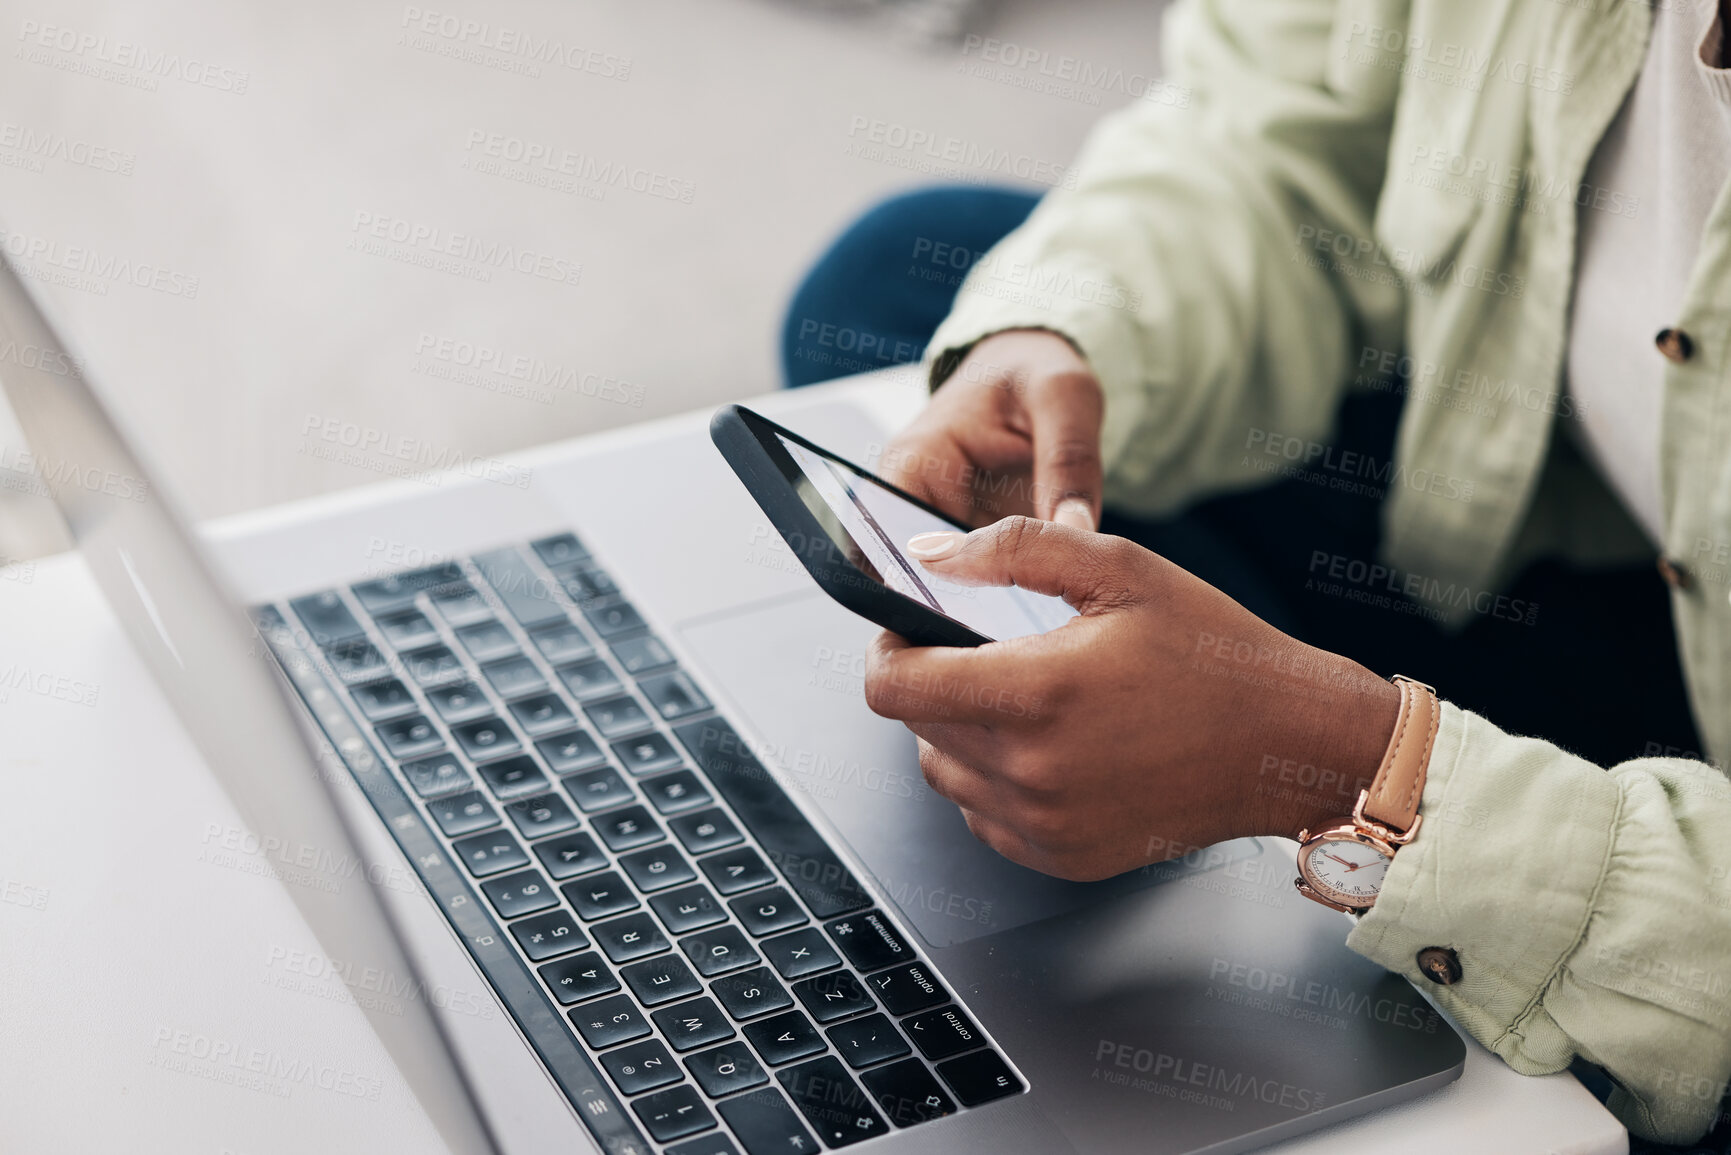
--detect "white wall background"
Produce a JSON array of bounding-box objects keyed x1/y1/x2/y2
[{"x1": 0, "y1": 0, "x2": 1171, "y2": 551}]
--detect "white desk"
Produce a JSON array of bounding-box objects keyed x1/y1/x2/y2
[{"x1": 0, "y1": 374, "x2": 1625, "y2": 1155}]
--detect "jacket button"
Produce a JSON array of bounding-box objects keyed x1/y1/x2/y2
[
  {"x1": 1655, "y1": 328, "x2": 1695, "y2": 363},
  {"x1": 1657, "y1": 556, "x2": 1694, "y2": 590},
  {"x1": 1416, "y1": 947, "x2": 1462, "y2": 985}
]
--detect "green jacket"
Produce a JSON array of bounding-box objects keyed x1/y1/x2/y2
[{"x1": 926, "y1": 0, "x2": 1731, "y2": 1143}]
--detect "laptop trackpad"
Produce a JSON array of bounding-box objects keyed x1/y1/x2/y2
[{"x1": 677, "y1": 590, "x2": 1257, "y2": 948}]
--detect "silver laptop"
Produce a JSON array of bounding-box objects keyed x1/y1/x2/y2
[{"x1": 0, "y1": 249, "x2": 1463, "y2": 1155}]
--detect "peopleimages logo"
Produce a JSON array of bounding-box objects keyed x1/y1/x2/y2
[
  {"x1": 1093, "y1": 1039, "x2": 1330, "y2": 1111},
  {"x1": 16, "y1": 20, "x2": 250, "y2": 93},
  {"x1": 0, "y1": 228, "x2": 200, "y2": 298},
  {"x1": 348, "y1": 211, "x2": 582, "y2": 287},
  {"x1": 845, "y1": 116, "x2": 1078, "y2": 190},
  {"x1": 399, "y1": 7, "x2": 631, "y2": 80},
  {"x1": 0, "y1": 121, "x2": 135, "y2": 174}
]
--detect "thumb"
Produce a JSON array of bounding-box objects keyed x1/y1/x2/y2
[{"x1": 905, "y1": 516, "x2": 1137, "y2": 611}]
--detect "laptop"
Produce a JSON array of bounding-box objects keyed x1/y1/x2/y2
[{"x1": 0, "y1": 250, "x2": 1464, "y2": 1155}]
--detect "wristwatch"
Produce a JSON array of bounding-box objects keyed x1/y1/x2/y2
[{"x1": 1294, "y1": 675, "x2": 1440, "y2": 915}]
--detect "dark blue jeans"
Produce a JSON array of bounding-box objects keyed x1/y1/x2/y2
[{"x1": 780, "y1": 185, "x2": 1700, "y2": 770}]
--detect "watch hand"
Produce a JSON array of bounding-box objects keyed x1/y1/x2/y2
[{"x1": 1324, "y1": 853, "x2": 1356, "y2": 868}]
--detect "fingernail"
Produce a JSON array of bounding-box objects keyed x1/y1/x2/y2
[
  {"x1": 906, "y1": 531, "x2": 965, "y2": 560},
  {"x1": 1054, "y1": 497, "x2": 1094, "y2": 530}
]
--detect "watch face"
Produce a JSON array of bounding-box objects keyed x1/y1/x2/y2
[{"x1": 1302, "y1": 837, "x2": 1391, "y2": 907}]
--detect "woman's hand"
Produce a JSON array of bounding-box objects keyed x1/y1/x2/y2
[
  {"x1": 863, "y1": 517, "x2": 1402, "y2": 881},
  {"x1": 881, "y1": 330, "x2": 1104, "y2": 529}
]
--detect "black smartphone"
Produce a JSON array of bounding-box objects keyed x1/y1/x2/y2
[{"x1": 710, "y1": 404, "x2": 1079, "y2": 647}]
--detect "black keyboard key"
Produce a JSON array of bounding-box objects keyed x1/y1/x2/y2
[
  {"x1": 591, "y1": 913, "x2": 670, "y2": 963},
  {"x1": 586, "y1": 695, "x2": 652, "y2": 739},
  {"x1": 351, "y1": 677, "x2": 414, "y2": 719},
  {"x1": 563, "y1": 766, "x2": 635, "y2": 813},
  {"x1": 534, "y1": 830, "x2": 607, "y2": 879},
  {"x1": 744, "y1": 1011, "x2": 826, "y2": 1067},
  {"x1": 571, "y1": 994, "x2": 651, "y2": 1049},
  {"x1": 427, "y1": 790, "x2": 497, "y2": 836},
  {"x1": 532, "y1": 533, "x2": 589, "y2": 567},
  {"x1": 793, "y1": 971, "x2": 874, "y2": 1024},
  {"x1": 639, "y1": 671, "x2": 711, "y2": 721},
  {"x1": 376, "y1": 609, "x2": 440, "y2": 650},
  {"x1": 555, "y1": 659, "x2": 622, "y2": 702},
  {"x1": 402, "y1": 644, "x2": 465, "y2": 686},
  {"x1": 612, "y1": 731, "x2": 683, "y2": 776},
  {"x1": 701, "y1": 849, "x2": 775, "y2": 897},
  {"x1": 539, "y1": 952, "x2": 618, "y2": 1004},
  {"x1": 476, "y1": 754, "x2": 547, "y2": 799},
  {"x1": 825, "y1": 910, "x2": 913, "y2": 973},
  {"x1": 860, "y1": 1059, "x2": 956, "y2": 1127},
  {"x1": 622, "y1": 954, "x2": 702, "y2": 1006},
  {"x1": 481, "y1": 655, "x2": 546, "y2": 698},
  {"x1": 713, "y1": 967, "x2": 793, "y2": 1021},
  {"x1": 504, "y1": 792, "x2": 577, "y2": 839},
  {"x1": 530, "y1": 622, "x2": 594, "y2": 664},
  {"x1": 375, "y1": 714, "x2": 442, "y2": 758},
  {"x1": 760, "y1": 929, "x2": 841, "y2": 981},
  {"x1": 403, "y1": 752, "x2": 471, "y2": 798},
  {"x1": 601, "y1": 1038, "x2": 682, "y2": 1096},
  {"x1": 564, "y1": 871, "x2": 639, "y2": 921},
  {"x1": 352, "y1": 564, "x2": 463, "y2": 614},
  {"x1": 667, "y1": 1137, "x2": 740, "y2": 1155},
  {"x1": 717, "y1": 1088, "x2": 817, "y2": 1155},
  {"x1": 583, "y1": 597, "x2": 647, "y2": 639},
  {"x1": 652, "y1": 997, "x2": 735, "y2": 1052},
  {"x1": 290, "y1": 591, "x2": 364, "y2": 644},
  {"x1": 474, "y1": 546, "x2": 568, "y2": 627},
  {"x1": 676, "y1": 720, "x2": 871, "y2": 918},
  {"x1": 679, "y1": 925, "x2": 760, "y2": 977},
  {"x1": 593, "y1": 805, "x2": 662, "y2": 852},
  {"x1": 778, "y1": 1057, "x2": 889, "y2": 1147},
  {"x1": 536, "y1": 729, "x2": 605, "y2": 773},
  {"x1": 451, "y1": 716, "x2": 521, "y2": 761},
  {"x1": 868, "y1": 962, "x2": 949, "y2": 1016},
  {"x1": 686, "y1": 1041, "x2": 767, "y2": 1098},
  {"x1": 632, "y1": 1084, "x2": 715, "y2": 1144},
  {"x1": 827, "y1": 1013, "x2": 910, "y2": 1069},
  {"x1": 511, "y1": 909, "x2": 587, "y2": 960},
  {"x1": 509, "y1": 693, "x2": 575, "y2": 734},
  {"x1": 326, "y1": 638, "x2": 389, "y2": 683},
  {"x1": 620, "y1": 845, "x2": 696, "y2": 893},
  {"x1": 650, "y1": 885, "x2": 726, "y2": 935},
  {"x1": 425, "y1": 679, "x2": 491, "y2": 722},
  {"x1": 670, "y1": 809, "x2": 742, "y2": 854},
  {"x1": 642, "y1": 770, "x2": 711, "y2": 815},
  {"x1": 937, "y1": 1050, "x2": 1023, "y2": 1106},
  {"x1": 429, "y1": 582, "x2": 490, "y2": 624},
  {"x1": 455, "y1": 619, "x2": 518, "y2": 662},
  {"x1": 611, "y1": 633, "x2": 676, "y2": 675},
  {"x1": 560, "y1": 565, "x2": 619, "y2": 603},
  {"x1": 451, "y1": 830, "x2": 528, "y2": 876},
  {"x1": 481, "y1": 868, "x2": 558, "y2": 919},
  {"x1": 731, "y1": 887, "x2": 807, "y2": 937},
  {"x1": 903, "y1": 1005, "x2": 983, "y2": 1061}
]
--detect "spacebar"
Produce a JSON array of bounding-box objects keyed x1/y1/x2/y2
[{"x1": 675, "y1": 718, "x2": 871, "y2": 919}]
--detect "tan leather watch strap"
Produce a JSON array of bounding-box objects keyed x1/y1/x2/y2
[{"x1": 1359, "y1": 676, "x2": 1440, "y2": 839}]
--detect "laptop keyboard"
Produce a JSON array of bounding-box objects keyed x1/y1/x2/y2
[{"x1": 255, "y1": 533, "x2": 1024, "y2": 1154}]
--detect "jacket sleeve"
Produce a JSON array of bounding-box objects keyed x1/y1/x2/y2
[
  {"x1": 1348, "y1": 703, "x2": 1731, "y2": 1146},
  {"x1": 924, "y1": 0, "x2": 1411, "y2": 516}
]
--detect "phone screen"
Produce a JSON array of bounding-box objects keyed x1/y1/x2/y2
[{"x1": 778, "y1": 434, "x2": 1079, "y2": 642}]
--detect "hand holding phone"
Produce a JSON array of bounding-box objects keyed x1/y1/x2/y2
[{"x1": 710, "y1": 405, "x2": 1079, "y2": 647}]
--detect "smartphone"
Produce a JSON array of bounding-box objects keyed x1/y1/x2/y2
[{"x1": 710, "y1": 404, "x2": 1079, "y2": 647}]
